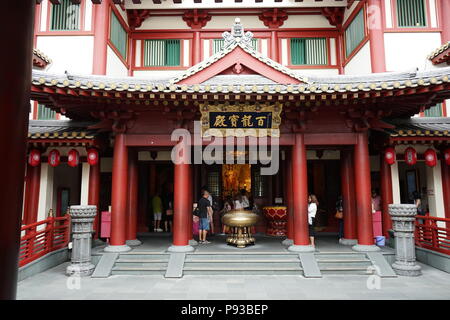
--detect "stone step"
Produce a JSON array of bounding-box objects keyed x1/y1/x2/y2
[
  {"x1": 114, "y1": 262, "x2": 168, "y2": 268},
  {"x1": 184, "y1": 266, "x2": 303, "y2": 271},
  {"x1": 112, "y1": 266, "x2": 167, "y2": 271},
  {"x1": 186, "y1": 254, "x2": 298, "y2": 260},
  {"x1": 316, "y1": 259, "x2": 371, "y2": 263},
  {"x1": 116, "y1": 259, "x2": 169, "y2": 263},
  {"x1": 185, "y1": 259, "x2": 300, "y2": 263}
]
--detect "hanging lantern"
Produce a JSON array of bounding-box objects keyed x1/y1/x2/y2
[
  {"x1": 68, "y1": 149, "x2": 80, "y2": 167},
  {"x1": 404, "y1": 147, "x2": 417, "y2": 166},
  {"x1": 86, "y1": 148, "x2": 99, "y2": 166},
  {"x1": 48, "y1": 149, "x2": 60, "y2": 167},
  {"x1": 28, "y1": 149, "x2": 41, "y2": 167},
  {"x1": 384, "y1": 147, "x2": 396, "y2": 165},
  {"x1": 424, "y1": 148, "x2": 437, "y2": 167}
]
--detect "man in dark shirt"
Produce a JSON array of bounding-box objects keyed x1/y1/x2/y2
[{"x1": 198, "y1": 190, "x2": 213, "y2": 244}]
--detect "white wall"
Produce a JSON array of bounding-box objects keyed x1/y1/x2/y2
[
  {"x1": 80, "y1": 163, "x2": 90, "y2": 205},
  {"x1": 106, "y1": 45, "x2": 128, "y2": 76},
  {"x1": 384, "y1": 32, "x2": 441, "y2": 71},
  {"x1": 37, "y1": 164, "x2": 54, "y2": 224},
  {"x1": 344, "y1": 41, "x2": 372, "y2": 75},
  {"x1": 36, "y1": 36, "x2": 94, "y2": 74},
  {"x1": 426, "y1": 162, "x2": 446, "y2": 218}
]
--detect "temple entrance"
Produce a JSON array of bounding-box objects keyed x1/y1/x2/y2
[{"x1": 307, "y1": 159, "x2": 341, "y2": 233}]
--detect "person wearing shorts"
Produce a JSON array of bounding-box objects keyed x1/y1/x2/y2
[
  {"x1": 198, "y1": 190, "x2": 212, "y2": 244},
  {"x1": 152, "y1": 192, "x2": 163, "y2": 232}
]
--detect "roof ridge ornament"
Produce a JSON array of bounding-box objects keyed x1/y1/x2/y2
[{"x1": 222, "y1": 18, "x2": 254, "y2": 49}]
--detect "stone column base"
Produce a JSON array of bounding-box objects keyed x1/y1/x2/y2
[
  {"x1": 288, "y1": 244, "x2": 315, "y2": 252},
  {"x1": 339, "y1": 238, "x2": 358, "y2": 246},
  {"x1": 168, "y1": 245, "x2": 195, "y2": 253},
  {"x1": 189, "y1": 239, "x2": 198, "y2": 246},
  {"x1": 392, "y1": 262, "x2": 422, "y2": 277},
  {"x1": 104, "y1": 244, "x2": 132, "y2": 253},
  {"x1": 281, "y1": 238, "x2": 293, "y2": 246},
  {"x1": 66, "y1": 262, "x2": 95, "y2": 277},
  {"x1": 352, "y1": 244, "x2": 381, "y2": 252},
  {"x1": 126, "y1": 239, "x2": 142, "y2": 246}
]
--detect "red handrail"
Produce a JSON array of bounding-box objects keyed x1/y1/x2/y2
[
  {"x1": 415, "y1": 215, "x2": 450, "y2": 255},
  {"x1": 19, "y1": 215, "x2": 71, "y2": 267}
]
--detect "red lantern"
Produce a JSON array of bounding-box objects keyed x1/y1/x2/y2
[
  {"x1": 424, "y1": 148, "x2": 437, "y2": 167},
  {"x1": 87, "y1": 148, "x2": 99, "y2": 166},
  {"x1": 28, "y1": 149, "x2": 41, "y2": 167},
  {"x1": 404, "y1": 147, "x2": 417, "y2": 166},
  {"x1": 384, "y1": 147, "x2": 396, "y2": 165},
  {"x1": 48, "y1": 149, "x2": 60, "y2": 167},
  {"x1": 444, "y1": 148, "x2": 450, "y2": 166},
  {"x1": 68, "y1": 149, "x2": 80, "y2": 167}
]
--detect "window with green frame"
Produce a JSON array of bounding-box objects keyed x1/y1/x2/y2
[
  {"x1": 345, "y1": 9, "x2": 365, "y2": 57},
  {"x1": 144, "y1": 40, "x2": 181, "y2": 67},
  {"x1": 290, "y1": 38, "x2": 328, "y2": 65},
  {"x1": 396, "y1": 0, "x2": 427, "y2": 28},
  {"x1": 37, "y1": 104, "x2": 56, "y2": 120},
  {"x1": 50, "y1": 0, "x2": 80, "y2": 31},
  {"x1": 212, "y1": 38, "x2": 258, "y2": 54},
  {"x1": 110, "y1": 12, "x2": 128, "y2": 60},
  {"x1": 424, "y1": 103, "x2": 443, "y2": 117}
]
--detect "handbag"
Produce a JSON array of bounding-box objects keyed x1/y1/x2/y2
[
  {"x1": 335, "y1": 210, "x2": 343, "y2": 219},
  {"x1": 166, "y1": 209, "x2": 173, "y2": 216}
]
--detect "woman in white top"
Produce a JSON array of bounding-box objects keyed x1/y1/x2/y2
[
  {"x1": 308, "y1": 194, "x2": 319, "y2": 247},
  {"x1": 240, "y1": 189, "x2": 250, "y2": 209},
  {"x1": 234, "y1": 194, "x2": 244, "y2": 210}
]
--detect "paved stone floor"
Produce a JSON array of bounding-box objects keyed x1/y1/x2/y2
[{"x1": 17, "y1": 260, "x2": 450, "y2": 300}]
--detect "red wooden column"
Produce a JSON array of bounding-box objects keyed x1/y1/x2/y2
[
  {"x1": 282, "y1": 149, "x2": 294, "y2": 245},
  {"x1": 187, "y1": 164, "x2": 196, "y2": 245},
  {"x1": 105, "y1": 133, "x2": 131, "y2": 252},
  {"x1": 169, "y1": 154, "x2": 194, "y2": 252},
  {"x1": 0, "y1": 0, "x2": 35, "y2": 299},
  {"x1": 441, "y1": 155, "x2": 450, "y2": 221},
  {"x1": 367, "y1": 0, "x2": 386, "y2": 73},
  {"x1": 126, "y1": 150, "x2": 141, "y2": 246},
  {"x1": 380, "y1": 152, "x2": 393, "y2": 237},
  {"x1": 440, "y1": 0, "x2": 450, "y2": 43},
  {"x1": 192, "y1": 31, "x2": 201, "y2": 65},
  {"x1": 340, "y1": 149, "x2": 358, "y2": 245},
  {"x1": 88, "y1": 158, "x2": 101, "y2": 238},
  {"x1": 92, "y1": 0, "x2": 109, "y2": 75},
  {"x1": 353, "y1": 132, "x2": 380, "y2": 251},
  {"x1": 23, "y1": 163, "x2": 41, "y2": 226},
  {"x1": 270, "y1": 31, "x2": 279, "y2": 62},
  {"x1": 288, "y1": 134, "x2": 314, "y2": 252}
]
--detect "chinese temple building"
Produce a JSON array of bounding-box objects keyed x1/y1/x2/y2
[{"x1": 2, "y1": 0, "x2": 450, "y2": 298}]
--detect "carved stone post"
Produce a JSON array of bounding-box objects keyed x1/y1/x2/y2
[
  {"x1": 389, "y1": 204, "x2": 422, "y2": 276},
  {"x1": 66, "y1": 205, "x2": 97, "y2": 277}
]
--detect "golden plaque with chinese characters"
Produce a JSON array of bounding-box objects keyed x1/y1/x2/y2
[{"x1": 200, "y1": 103, "x2": 283, "y2": 137}]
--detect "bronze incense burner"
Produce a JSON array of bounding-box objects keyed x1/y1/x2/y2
[{"x1": 221, "y1": 209, "x2": 259, "y2": 248}]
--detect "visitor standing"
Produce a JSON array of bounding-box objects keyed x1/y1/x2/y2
[
  {"x1": 152, "y1": 192, "x2": 163, "y2": 232},
  {"x1": 234, "y1": 193, "x2": 243, "y2": 210},
  {"x1": 335, "y1": 195, "x2": 344, "y2": 241},
  {"x1": 220, "y1": 195, "x2": 234, "y2": 234},
  {"x1": 371, "y1": 189, "x2": 381, "y2": 213},
  {"x1": 241, "y1": 189, "x2": 250, "y2": 210},
  {"x1": 198, "y1": 190, "x2": 213, "y2": 244},
  {"x1": 308, "y1": 194, "x2": 319, "y2": 248},
  {"x1": 164, "y1": 192, "x2": 174, "y2": 233}
]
